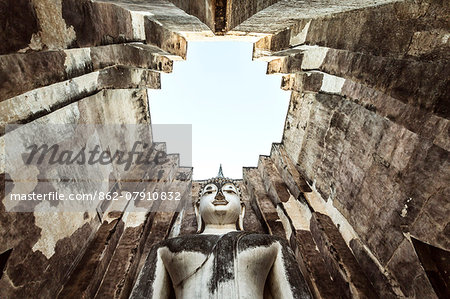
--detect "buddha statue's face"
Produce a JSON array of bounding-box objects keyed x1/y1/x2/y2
[{"x1": 198, "y1": 182, "x2": 241, "y2": 226}]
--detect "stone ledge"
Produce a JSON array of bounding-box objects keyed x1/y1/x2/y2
[
  {"x1": 0, "y1": 43, "x2": 175, "y2": 102},
  {"x1": 0, "y1": 66, "x2": 160, "y2": 133},
  {"x1": 247, "y1": 0, "x2": 449, "y2": 61},
  {"x1": 243, "y1": 167, "x2": 286, "y2": 238},
  {"x1": 269, "y1": 45, "x2": 449, "y2": 120},
  {"x1": 310, "y1": 212, "x2": 378, "y2": 298},
  {"x1": 258, "y1": 155, "x2": 291, "y2": 204},
  {"x1": 281, "y1": 70, "x2": 449, "y2": 152}
]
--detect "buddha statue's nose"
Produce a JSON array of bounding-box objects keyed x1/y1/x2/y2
[{"x1": 215, "y1": 190, "x2": 225, "y2": 200}]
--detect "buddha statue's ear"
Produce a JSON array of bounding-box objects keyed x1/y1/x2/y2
[
  {"x1": 238, "y1": 202, "x2": 246, "y2": 231},
  {"x1": 194, "y1": 200, "x2": 203, "y2": 233}
]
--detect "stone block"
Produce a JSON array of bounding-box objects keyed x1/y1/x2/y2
[
  {"x1": 386, "y1": 238, "x2": 438, "y2": 298},
  {"x1": 57, "y1": 217, "x2": 124, "y2": 298},
  {"x1": 258, "y1": 156, "x2": 291, "y2": 204},
  {"x1": 243, "y1": 167, "x2": 285, "y2": 238},
  {"x1": 349, "y1": 239, "x2": 399, "y2": 298},
  {"x1": 310, "y1": 212, "x2": 378, "y2": 299},
  {"x1": 62, "y1": 0, "x2": 135, "y2": 48},
  {"x1": 295, "y1": 229, "x2": 345, "y2": 299},
  {"x1": 0, "y1": 0, "x2": 39, "y2": 54},
  {"x1": 270, "y1": 143, "x2": 311, "y2": 200}
]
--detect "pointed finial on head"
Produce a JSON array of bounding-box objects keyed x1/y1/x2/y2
[{"x1": 217, "y1": 164, "x2": 224, "y2": 178}]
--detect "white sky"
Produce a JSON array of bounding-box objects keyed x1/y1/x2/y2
[{"x1": 149, "y1": 41, "x2": 290, "y2": 180}]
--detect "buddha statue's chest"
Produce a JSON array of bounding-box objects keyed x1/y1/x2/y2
[
  {"x1": 161, "y1": 245, "x2": 277, "y2": 278},
  {"x1": 159, "y1": 233, "x2": 279, "y2": 297}
]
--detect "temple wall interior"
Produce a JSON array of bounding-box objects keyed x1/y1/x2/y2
[{"x1": 0, "y1": 0, "x2": 449, "y2": 298}]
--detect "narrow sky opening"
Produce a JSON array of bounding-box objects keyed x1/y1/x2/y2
[{"x1": 149, "y1": 41, "x2": 290, "y2": 180}]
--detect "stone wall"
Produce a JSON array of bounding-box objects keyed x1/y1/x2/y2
[
  {"x1": 236, "y1": 0, "x2": 449, "y2": 298},
  {"x1": 0, "y1": 1, "x2": 203, "y2": 297}
]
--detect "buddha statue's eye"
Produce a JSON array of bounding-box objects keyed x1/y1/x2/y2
[{"x1": 224, "y1": 189, "x2": 236, "y2": 194}]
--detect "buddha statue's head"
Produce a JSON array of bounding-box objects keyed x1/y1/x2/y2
[{"x1": 195, "y1": 167, "x2": 245, "y2": 233}]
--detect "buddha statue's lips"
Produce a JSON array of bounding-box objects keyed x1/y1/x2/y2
[{"x1": 212, "y1": 199, "x2": 228, "y2": 205}]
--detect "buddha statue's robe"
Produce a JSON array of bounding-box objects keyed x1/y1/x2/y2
[{"x1": 131, "y1": 231, "x2": 312, "y2": 299}]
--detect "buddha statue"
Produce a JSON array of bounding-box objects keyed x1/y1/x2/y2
[{"x1": 130, "y1": 167, "x2": 312, "y2": 299}]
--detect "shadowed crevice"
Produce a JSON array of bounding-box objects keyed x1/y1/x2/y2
[
  {"x1": 412, "y1": 237, "x2": 450, "y2": 299},
  {"x1": 214, "y1": 0, "x2": 227, "y2": 34},
  {"x1": 0, "y1": 248, "x2": 13, "y2": 280}
]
